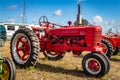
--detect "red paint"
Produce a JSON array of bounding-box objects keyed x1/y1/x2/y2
[
  {"x1": 16, "y1": 35, "x2": 30, "y2": 61},
  {"x1": 32, "y1": 21, "x2": 103, "y2": 54},
  {"x1": 102, "y1": 35, "x2": 120, "y2": 49},
  {"x1": 88, "y1": 60, "x2": 100, "y2": 72}
]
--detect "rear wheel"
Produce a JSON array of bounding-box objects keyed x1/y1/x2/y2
[
  {"x1": 101, "y1": 39, "x2": 113, "y2": 58},
  {"x1": 10, "y1": 28, "x2": 40, "y2": 67},
  {"x1": 113, "y1": 47, "x2": 119, "y2": 55},
  {"x1": 0, "y1": 57, "x2": 16, "y2": 80},
  {"x1": 82, "y1": 53, "x2": 110, "y2": 77},
  {"x1": 43, "y1": 50, "x2": 65, "y2": 60}
]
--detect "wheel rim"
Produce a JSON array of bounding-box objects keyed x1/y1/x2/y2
[
  {"x1": 44, "y1": 50, "x2": 59, "y2": 58},
  {"x1": 86, "y1": 58, "x2": 101, "y2": 75},
  {"x1": 101, "y1": 43, "x2": 108, "y2": 54},
  {"x1": 0, "y1": 63, "x2": 9, "y2": 80},
  {"x1": 12, "y1": 33, "x2": 31, "y2": 64}
]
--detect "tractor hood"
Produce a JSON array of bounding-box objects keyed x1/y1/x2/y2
[{"x1": 49, "y1": 26, "x2": 102, "y2": 36}]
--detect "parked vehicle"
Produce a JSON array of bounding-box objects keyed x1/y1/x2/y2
[
  {"x1": 102, "y1": 31, "x2": 120, "y2": 56},
  {"x1": 0, "y1": 26, "x2": 16, "y2": 80},
  {"x1": 10, "y1": 16, "x2": 110, "y2": 77},
  {"x1": 0, "y1": 25, "x2": 7, "y2": 46}
]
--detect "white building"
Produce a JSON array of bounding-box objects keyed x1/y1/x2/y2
[
  {"x1": 0, "y1": 22, "x2": 46, "y2": 40},
  {"x1": 1, "y1": 23, "x2": 28, "y2": 39}
]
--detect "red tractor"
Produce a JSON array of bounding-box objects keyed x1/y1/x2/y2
[
  {"x1": 101, "y1": 30, "x2": 120, "y2": 57},
  {"x1": 10, "y1": 16, "x2": 110, "y2": 77}
]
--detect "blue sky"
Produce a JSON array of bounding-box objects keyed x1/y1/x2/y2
[{"x1": 0, "y1": 0, "x2": 120, "y2": 33}]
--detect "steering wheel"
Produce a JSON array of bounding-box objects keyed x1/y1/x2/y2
[
  {"x1": 39, "y1": 16, "x2": 48, "y2": 24},
  {"x1": 39, "y1": 16, "x2": 49, "y2": 30}
]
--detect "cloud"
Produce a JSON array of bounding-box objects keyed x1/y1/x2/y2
[
  {"x1": 8, "y1": 5, "x2": 17, "y2": 9},
  {"x1": 17, "y1": 14, "x2": 23, "y2": 18},
  {"x1": 54, "y1": 9, "x2": 62, "y2": 16},
  {"x1": 103, "y1": 20, "x2": 120, "y2": 29},
  {"x1": 114, "y1": 21, "x2": 120, "y2": 28},
  {"x1": 7, "y1": 18, "x2": 16, "y2": 23},
  {"x1": 103, "y1": 20, "x2": 116, "y2": 25},
  {"x1": 93, "y1": 15, "x2": 102, "y2": 23},
  {"x1": 32, "y1": 19, "x2": 37, "y2": 23},
  {"x1": 19, "y1": 14, "x2": 23, "y2": 17},
  {"x1": 77, "y1": 0, "x2": 86, "y2": 3}
]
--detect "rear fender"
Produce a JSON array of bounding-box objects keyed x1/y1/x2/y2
[{"x1": 102, "y1": 35, "x2": 117, "y2": 48}]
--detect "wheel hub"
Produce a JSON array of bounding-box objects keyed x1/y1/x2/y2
[
  {"x1": 12, "y1": 33, "x2": 31, "y2": 64},
  {"x1": 86, "y1": 58, "x2": 101, "y2": 74},
  {"x1": 88, "y1": 60, "x2": 100, "y2": 72},
  {"x1": 16, "y1": 36, "x2": 30, "y2": 61}
]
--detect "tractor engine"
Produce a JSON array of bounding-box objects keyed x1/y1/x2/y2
[
  {"x1": 38, "y1": 25, "x2": 102, "y2": 53},
  {"x1": 49, "y1": 36, "x2": 86, "y2": 47}
]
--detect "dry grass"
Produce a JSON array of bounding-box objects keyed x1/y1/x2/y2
[{"x1": 1, "y1": 41, "x2": 120, "y2": 80}]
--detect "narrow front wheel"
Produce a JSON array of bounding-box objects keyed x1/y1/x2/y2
[{"x1": 82, "y1": 53, "x2": 110, "y2": 77}]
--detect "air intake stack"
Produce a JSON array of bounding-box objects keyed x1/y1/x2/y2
[{"x1": 76, "y1": 1, "x2": 82, "y2": 26}]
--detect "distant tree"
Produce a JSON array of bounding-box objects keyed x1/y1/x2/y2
[
  {"x1": 74, "y1": 18, "x2": 89, "y2": 26},
  {"x1": 82, "y1": 19, "x2": 89, "y2": 26}
]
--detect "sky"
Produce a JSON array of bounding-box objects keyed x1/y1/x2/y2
[{"x1": 0, "y1": 0, "x2": 120, "y2": 33}]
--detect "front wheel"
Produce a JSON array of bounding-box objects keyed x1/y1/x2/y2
[
  {"x1": 43, "y1": 50, "x2": 65, "y2": 60},
  {"x1": 0, "y1": 57, "x2": 16, "y2": 80},
  {"x1": 82, "y1": 53, "x2": 110, "y2": 77}
]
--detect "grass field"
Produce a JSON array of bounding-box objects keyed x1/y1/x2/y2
[{"x1": 2, "y1": 41, "x2": 120, "y2": 80}]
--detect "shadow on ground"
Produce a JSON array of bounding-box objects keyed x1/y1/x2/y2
[
  {"x1": 110, "y1": 58, "x2": 120, "y2": 62},
  {"x1": 35, "y1": 62, "x2": 93, "y2": 78}
]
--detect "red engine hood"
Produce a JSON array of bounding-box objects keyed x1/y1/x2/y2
[{"x1": 48, "y1": 26, "x2": 102, "y2": 36}]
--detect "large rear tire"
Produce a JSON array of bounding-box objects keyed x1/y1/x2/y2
[
  {"x1": 10, "y1": 28, "x2": 40, "y2": 67},
  {"x1": 82, "y1": 53, "x2": 110, "y2": 77},
  {"x1": 101, "y1": 39, "x2": 113, "y2": 58},
  {"x1": 113, "y1": 47, "x2": 119, "y2": 55}
]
